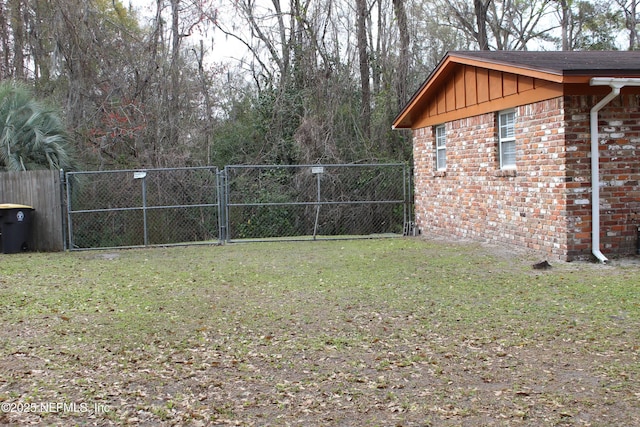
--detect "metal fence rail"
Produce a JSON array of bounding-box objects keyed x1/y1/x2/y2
[
  {"x1": 66, "y1": 167, "x2": 221, "y2": 250},
  {"x1": 224, "y1": 163, "x2": 410, "y2": 242}
]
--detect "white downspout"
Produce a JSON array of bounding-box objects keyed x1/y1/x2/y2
[{"x1": 589, "y1": 78, "x2": 640, "y2": 263}]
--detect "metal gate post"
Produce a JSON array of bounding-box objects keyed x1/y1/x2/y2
[
  {"x1": 142, "y1": 175, "x2": 148, "y2": 246},
  {"x1": 66, "y1": 171, "x2": 74, "y2": 250},
  {"x1": 313, "y1": 169, "x2": 321, "y2": 240},
  {"x1": 60, "y1": 169, "x2": 67, "y2": 251},
  {"x1": 403, "y1": 163, "x2": 409, "y2": 227},
  {"x1": 133, "y1": 171, "x2": 149, "y2": 246},
  {"x1": 222, "y1": 167, "x2": 231, "y2": 243},
  {"x1": 217, "y1": 169, "x2": 227, "y2": 243},
  {"x1": 402, "y1": 163, "x2": 415, "y2": 236}
]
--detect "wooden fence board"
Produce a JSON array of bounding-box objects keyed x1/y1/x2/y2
[{"x1": 0, "y1": 170, "x2": 64, "y2": 252}]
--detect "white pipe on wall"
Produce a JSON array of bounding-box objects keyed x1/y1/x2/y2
[{"x1": 589, "y1": 78, "x2": 640, "y2": 263}]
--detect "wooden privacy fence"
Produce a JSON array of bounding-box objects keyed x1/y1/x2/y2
[{"x1": 0, "y1": 170, "x2": 64, "y2": 252}]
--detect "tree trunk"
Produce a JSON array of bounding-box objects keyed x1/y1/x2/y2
[
  {"x1": 195, "y1": 39, "x2": 213, "y2": 165},
  {"x1": 0, "y1": 1, "x2": 9, "y2": 79},
  {"x1": 356, "y1": 0, "x2": 371, "y2": 141},
  {"x1": 169, "y1": 0, "x2": 181, "y2": 150},
  {"x1": 627, "y1": 0, "x2": 638, "y2": 49},
  {"x1": 392, "y1": 0, "x2": 410, "y2": 108},
  {"x1": 559, "y1": 0, "x2": 571, "y2": 51},
  {"x1": 474, "y1": 0, "x2": 492, "y2": 50},
  {"x1": 9, "y1": 0, "x2": 25, "y2": 78}
]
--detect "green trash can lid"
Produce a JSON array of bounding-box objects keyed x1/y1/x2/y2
[{"x1": 0, "y1": 203, "x2": 33, "y2": 209}]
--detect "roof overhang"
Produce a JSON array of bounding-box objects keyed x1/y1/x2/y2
[{"x1": 393, "y1": 51, "x2": 640, "y2": 130}]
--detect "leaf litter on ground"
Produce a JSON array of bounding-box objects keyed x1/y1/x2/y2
[{"x1": 0, "y1": 238, "x2": 639, "y2": 426}]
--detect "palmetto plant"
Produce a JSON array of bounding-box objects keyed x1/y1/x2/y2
[{"x1": 0, "y1": 82, "x2": 77, "y2": 172}]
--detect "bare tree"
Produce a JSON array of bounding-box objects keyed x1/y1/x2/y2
[
  {"x1": 5, "y1": 0, "x2": 629, "y2": 173},
  {"x1": 489, "y1": 0, "x2": 557, "y2": 50},
  {"x1": 615, "y1": 0, "x2": 639, "y2": 49},
  {"x1": 442, "y1": 0, "x2": 493, "y2": 49}
]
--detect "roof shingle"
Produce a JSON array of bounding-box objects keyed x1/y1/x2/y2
[{"x1": 449, "y1": 51, "x2": 640, "y2": 76}]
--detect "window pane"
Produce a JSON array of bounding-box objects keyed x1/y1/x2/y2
[
  {"x1": 500, "y1": 111, "x2": 515, "y2": 139},
  {"x1": 436, "y1": 126, "x2": 446, "y2": 147},
  {"x1": 499, "y1": 110, "x2": 516, "y2": 169},
  {"x1": 502, "y1": 140, "x2": 516, "y2": 167},
  {"x1": 437, "y1": 149, "x2": 446, "y2": 169},
  {"x1": 435, "y1": 125, "x2": 446, "y2": 170}
]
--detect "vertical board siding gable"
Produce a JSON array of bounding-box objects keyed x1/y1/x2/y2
[
  {"x1": 445, "y1": 78, "x2": 456, "y2": 112},
  {"x1": 412, "y1": 65, "x2": 562, "y2": 129},
  {"x1": 503, "y1": 73, "x2": 518, "y2": 96},
  {"x1": 465, "y1": 66, "x2": 477, "y2": 105},
  {"x1": 518, "y1": 75, "x2": 535, "y2": 92},
  {"x1": 455, "y1": 69, "x2": 466, "y2": 109},
  {"x1": 489, "y1": 70, "x2": 503, "y2": 100},
  {"x1": 476, "y1": 68, "x2": 490, "y2": 103}
]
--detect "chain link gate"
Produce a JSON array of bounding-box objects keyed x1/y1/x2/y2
[
  {"x1": 65, "y1": 163, "x2": 411, "y2": 249},
  {"x1": 66, "y1": 167, "x2": 221, "y2": 250},
  {"x1": 223, "y1": 163, "x2": 410, "y2": 242}
]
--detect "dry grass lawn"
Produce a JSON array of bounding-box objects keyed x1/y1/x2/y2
[{"x1": 0, "y1": 238, "x2": 639, "y2": 426}]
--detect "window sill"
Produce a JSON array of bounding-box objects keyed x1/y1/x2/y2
[
  {"x1": 494, "y1": 169, "x2": 517, "y2": 177},
  {"x1": 433, "y1": 170, "x2": 447, "y2": 177}
]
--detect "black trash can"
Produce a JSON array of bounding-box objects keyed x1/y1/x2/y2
[{"x1": 0, "y1": 204, "x2": 35, "y2": 254}]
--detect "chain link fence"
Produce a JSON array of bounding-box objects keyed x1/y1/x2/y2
[
  {"x1": 66, "y1": 167, "x2": 221, "y2": 249},
  {"x1": 65, "y1": 163, "x2": 411, "y2": 250},
  {"x1": 223, "y1": 163, "x2": 410, "y2": 241}
]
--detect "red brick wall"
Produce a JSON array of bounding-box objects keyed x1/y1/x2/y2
[
  {"x1": 412, "y1": 95, "x2": 640, "y2": 260},
  {"x1": 564, "y1": 94, "x2": 640, "y2": 258}
]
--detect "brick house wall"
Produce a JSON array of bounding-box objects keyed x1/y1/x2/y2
[
  {"x1": 412, "y1": 95, "x2": 640, "y2": 261},
  {"x1": 564, "y1": 94, "x2": 640, "y2": 258}
]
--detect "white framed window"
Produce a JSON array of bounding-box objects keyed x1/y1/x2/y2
[
  {"x1": 435, "y1": 125, "x2": 446, "y2": 171},
  {"x1": 498, "y1": 109, "x2": 516, "y2": 169}
]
